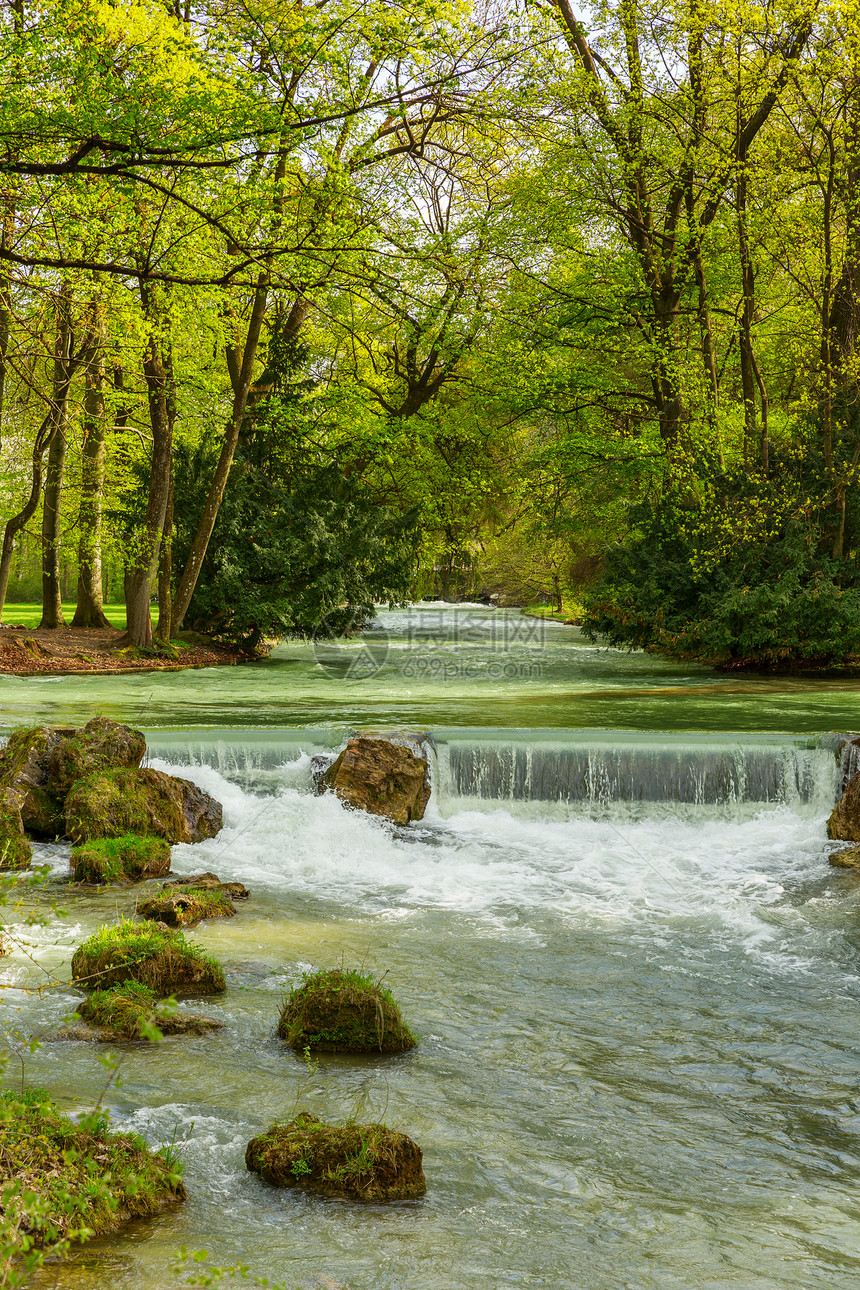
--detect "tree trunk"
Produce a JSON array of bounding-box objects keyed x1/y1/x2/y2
[
  {"x1": 736, "y1": 149, "x2": 758, "y2": 469},
  {"x1": 156, "y1": 472, "x2": 173, "y2": 641},
  {"x1": 39, "y1": 294, "x2": 73, "y2": 629},
  {"x1": 0, "y1": 411, "x2": 54, "y2": 621},
  {"x1": 122, "y1": 328, "x2": 174, "y2": 648},
  {"x1": 72, "y1": 303, "x2": 111, "y2": 628},
  {"x1": 172, "y1": 272, "x2": 270, "y2": 629}
]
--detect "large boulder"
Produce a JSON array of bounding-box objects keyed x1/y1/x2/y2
[
  {"x1": 65, "y1": 767, "x2": 223, "y2": 845},
  {"x1": 246, "y1": 1113, "x2": 426, "y2": 1201},
  {"x1": 0, "y1": 718, "x2": 146, "y2": 839},
  {"x1": 321, "y1": 737, "x2": 430, "y2": 824},
  {"x1": 0, "y1": 787, "x2": 32, "y2": 870},
  {"x1": 828, "y1": 772, "x2": 860, "y2": 841},
  {"x1": 49, "y1": 716, "x2": 146, "y2": 796},
  {"x1": 0, "y1": 725, "x2": 71, "y2": 837}
]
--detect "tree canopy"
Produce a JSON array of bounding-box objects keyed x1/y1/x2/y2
[{"x1": 1, "y1": 0, "x2": 859, "y2": 665}]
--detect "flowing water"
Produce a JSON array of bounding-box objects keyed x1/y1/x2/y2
[{"x1": 4, "y1": 605, "x2": 860, "y2": 1289}]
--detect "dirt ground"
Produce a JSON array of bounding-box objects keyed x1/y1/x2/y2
[{"x1": 0, "y1": 625, "x2": 243, "y2": 675}]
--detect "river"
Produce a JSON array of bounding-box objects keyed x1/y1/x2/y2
[{"x1": 4, "y1": 604, "x2": 860, "y2": 1289}]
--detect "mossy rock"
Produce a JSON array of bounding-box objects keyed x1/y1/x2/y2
[
  {"x1": 0, "y1": 725, "x2": 68, "y2": 837},
  {"x1": 162, "y1": 871, "x2": 250, "y2": 899},
  {"x1": 278, "y1": 967, "x2": 417, "y2": 1055},
  {"x1": 71, "y1": 918, "x2": 226, "y2": 996},
  {"x1": 48, "y1": 716, "x2": 146, "y2": 796},
  {"x1": 71, "y1": 834, "x2": 171, "y2": 884},
  {"x1": 138, "y1": 884, "x2": 236, "y2": 927},
  {"x1": 70, "y1": 980, "x2": 222, "y2": 1041},
  {"x1": 0, "y1": 1086, "x2": 185, "y2": 1258},
  {"x1": 0, "y1": 786, "x2": 31, "y2": 870},
  {"x1": 245, "y1": 1112, "x2": 425, "y2": 1201},
  {"x1": 65, "y1": 766, "x2": 223, "y2": 845}
]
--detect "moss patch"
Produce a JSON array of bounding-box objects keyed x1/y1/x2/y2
[
  {"x1": 137, "y1": 885, "x2": 235, "y2": 927},
  {"x1": 829, "y1": 844, "x2": 860, "y2": 869},
  {"x1": 246, "y1": 1112, "x2": 425, "y2": 1201},
  {"x1": 72, "y1": 980, "x2": 222, "y2": 1041},
  {"x1": 0, "y1": 1086, "x2": 185, "y2": 1260},
  {"x1": 71, "y1": 834, "x2": 171, "y2": 884},
  {"x1": 0, "y1": 726, "x2": 66, "y2": 837},
  {"x1": 71, "y1": 918, "x2": 226, "y2": 996},
  {"x1": 48, "y1": 716, "x2": 146, "y2": 796},
  {"x1": 278, "y1": 967, "x2": 417, "y2": 1055}
]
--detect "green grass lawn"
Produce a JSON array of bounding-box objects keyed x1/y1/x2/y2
[{"x1": 1, "y1": 603, "x2": 157, "y2": 630}]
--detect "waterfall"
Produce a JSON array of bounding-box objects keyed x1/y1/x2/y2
[
  {"x1": 145, "y1": 726, "x2": 848, "y2": 819},
  {"x1": 430, "y1": 731, "x2": 845, "y2": 817}
]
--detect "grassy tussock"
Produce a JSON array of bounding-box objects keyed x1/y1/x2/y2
[
  {"x1": 71, "y1": 834, "x2": 171, "y2": 884},
  {"x1": 75, "y1": 980, "x2": 222, "y2": 1040},
  {"x1": 71, "y1": 917, "x2": 225, "y2": 995},
  {"x1": 278, "y1": 967, "x2": 417, "y2": 1054}
]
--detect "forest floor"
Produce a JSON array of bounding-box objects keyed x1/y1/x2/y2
[{"x1": 0, "y1": 609, "x2": 243, "y2": 675}]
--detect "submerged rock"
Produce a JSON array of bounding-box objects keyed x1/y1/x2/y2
[
  {"x1": 320, "y1": 737, "x2": 430, "y2": 824},
  {"x1": 71, "y1": 918, "x2": 226, "y2": 995},
  {"x1": 67, "y1": 981, "x2": 222, "y2": 1041},
  {"x1": 278, "y1": 966, "x2": 417, "y2": 1054},
  {"x1": 0, "y1": 787, "x2": 32, "y2": 870},
  {"x1": 71, "y1": 834, "x2": 171, "y2": 884},
  {"x1": 245, "y1": 1112, "x2": 426, "y2": 1201},
  {"x1": 828, "y1": 772, "x2": 860, "y2": 841},
  {"x1": 65, "y1": 767, "x2": 223, "y2": 845},
  {"x1": 138, "y1": 884, "x2": 237, "y2": 928}
]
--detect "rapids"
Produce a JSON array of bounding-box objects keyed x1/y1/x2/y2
[{"x1": 2, "y1": 604, "x2": 860, "y2": 1289}]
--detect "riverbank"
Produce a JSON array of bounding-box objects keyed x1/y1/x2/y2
[{"x1": 0, "y1": 625, "x2": 243, "y2": 675}]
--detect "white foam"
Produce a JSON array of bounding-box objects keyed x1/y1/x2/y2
[{"x1": 154, "y1": 758, "x2": 836, "y2": 974}]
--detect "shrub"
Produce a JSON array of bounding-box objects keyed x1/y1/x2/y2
[
  {"x1": 0, "y1": 1087, "x2": 185, "y2": 1269},
  {"x1": 582, "y1": 494, "x2": 860, "y2": 668}
]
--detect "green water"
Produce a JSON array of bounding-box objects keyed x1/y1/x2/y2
[
  {"x1": 3, "y1": 605, "x2": 860, "y2": 1289},
  {"x1": 1, "y1": 604, "x2": 858, "y2": 733}
]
